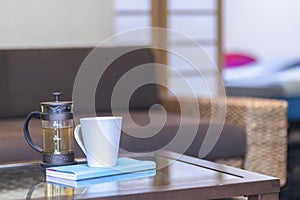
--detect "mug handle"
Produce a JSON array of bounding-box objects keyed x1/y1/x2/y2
[{"x1": 74, "y1": 124, "x2": 87, "y2": 155}]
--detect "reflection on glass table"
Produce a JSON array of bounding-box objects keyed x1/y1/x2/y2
[{"x1": 0, "y1": 151, "x2": 279, "y2": 200}]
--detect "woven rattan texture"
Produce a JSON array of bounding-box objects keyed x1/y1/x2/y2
[{"x1": 162, "y1": 95, "x2": 288, "y2": 186}]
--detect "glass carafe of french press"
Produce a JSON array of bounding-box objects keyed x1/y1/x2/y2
[{"x1": 23, "y1": 92, "x2": 76, "y2": 167}]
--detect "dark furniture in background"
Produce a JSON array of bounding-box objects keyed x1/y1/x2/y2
[
  {"x1": 0, "y1": 47, "x2": 288, "y2": 190},
  {"x1": 0, "y1": 46, "x2": 245, "y2": 162}
]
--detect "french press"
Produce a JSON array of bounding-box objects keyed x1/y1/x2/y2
[{"x1": 23, "y1": 92, "x2": 76, "y2": 167}]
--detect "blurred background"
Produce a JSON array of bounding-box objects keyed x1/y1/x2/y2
[{"x1": 1, "y1": 0, "x2": 300, "y2": 98}]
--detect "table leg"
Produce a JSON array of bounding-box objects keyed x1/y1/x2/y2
[{"x1": 248, "y1": 193, "x2": 278, "y2": 200}]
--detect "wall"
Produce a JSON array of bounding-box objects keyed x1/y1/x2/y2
[
  {"x1": 0, "y1": 0, "x2": 114, "y2": 49},
  {"x1": 224, "y1": 0, "x2": 300, "y2": 60}
]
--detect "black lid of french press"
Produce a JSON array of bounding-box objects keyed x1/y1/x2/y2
[{"x1": 40, "y1": 92, "x2": 73, "y2": 120}]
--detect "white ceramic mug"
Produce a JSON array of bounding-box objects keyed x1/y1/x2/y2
[{"x1": 74, "y1": 116, "x2": 122, "y2": 167}]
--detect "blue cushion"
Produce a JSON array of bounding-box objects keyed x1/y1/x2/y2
[{"x1": 278, "y1": 96, "x2": 300, "y2": 122}]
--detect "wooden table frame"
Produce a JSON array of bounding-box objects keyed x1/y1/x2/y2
[
  {"x1": 0, "y1": 151, "x2": 280, "y2": 200},
  {"x1": 76, "y1": 151, "x2": 280, "y2": 200}
]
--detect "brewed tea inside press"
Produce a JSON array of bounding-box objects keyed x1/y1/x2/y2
[{"x1": 23, "y1": 92, "x2": 76, "y2": 167}]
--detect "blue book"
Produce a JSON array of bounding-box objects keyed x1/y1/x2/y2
[
  {"x1": 46, "y1": 158, "x2": 156, "y2": 181},
  {"x1": 46, "y1": 169, "x2": 156, "y2": 188}
]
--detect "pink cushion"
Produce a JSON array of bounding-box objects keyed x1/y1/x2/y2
[{"x1": 225, "y1": 53, "x2": 256, "y2": 68}]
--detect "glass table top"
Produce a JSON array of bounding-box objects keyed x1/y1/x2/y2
[{"x1": 0, "y1": 153, "x2": 241, "y2": 200}]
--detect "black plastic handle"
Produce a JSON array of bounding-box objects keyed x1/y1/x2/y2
[{"x1": 23, "y1": 111, "x2": 43, "y2": 153}]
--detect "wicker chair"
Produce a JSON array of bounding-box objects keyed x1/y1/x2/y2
[{"x1": 162, "y1": 95, "x2": 288, "y2": 186}]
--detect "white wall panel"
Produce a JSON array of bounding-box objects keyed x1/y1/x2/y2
[
  {"x1": 169, "y1": 0, "x2": 216, "y2": 10},
  {"x1": 224, "y1": 0, "x2": 300, "y2": 60},
  {"x1": 0, "y1": 0, "x2": 114, "y2": 48}
]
